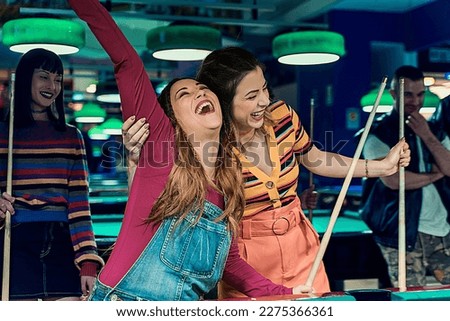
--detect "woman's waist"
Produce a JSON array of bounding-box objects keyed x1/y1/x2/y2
[
  {"x1": 242, "y1": 195, "x2": 298, "y2": 217},
  {"x1": 12, "y1": 209, "x2": 68, "y2": 223},
  {"x1": 239, "y1": 197, "x2": 303, "y2": 238}
]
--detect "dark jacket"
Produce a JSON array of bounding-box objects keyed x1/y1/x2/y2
[
  {"x1": 359, "y1": 110, "x2": 450, "y2": 249},
  {"x1": 429, "y1": 95, "x2": 450, "y2": 139}
]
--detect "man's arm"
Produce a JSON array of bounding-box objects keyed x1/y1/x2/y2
[
  {"x1": 407, "y1": 111, "x2": 450, "y2": 176},
  {"x1": 381, "y1": 170, "x2": 444, "y2": 190},
  {"x1": 364, "y1": 132, "x2": 444, "y2": 190}
]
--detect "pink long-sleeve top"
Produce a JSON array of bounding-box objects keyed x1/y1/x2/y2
[{"x1": 70, "y1": 0, "x2": 292, "y2": 298}]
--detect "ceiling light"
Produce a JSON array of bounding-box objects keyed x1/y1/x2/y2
[
  {"x1": 100, "y1": 118, "x2": 123, "y2": 136},
  {"x1": 88, "y1": 126, "x2": 110, "y2": 141},
  {"x1": 140, "y1": 51, "x2": 178, "y2": 71},
  {"x1": 361, "y1": 88, "x2": 440, "y2": 118},
  {"x1": 424, "y1": 76, "x2": 435, "y2": 86},
  {"x1": 97, "y1": 94, "x2": 121, "y2": 104},
  {"x1": 74, "y1": 102, "x2": 106, "y2": 123},
  {"x1": 146, "y1": 25, "x2": 221, "y2": 61},
  {"x1": 360, "y1": 89, "x2": 394, "y2": 113},
  {"x1": 2, "y1": 18, "x2": 85, "y2": 55},
  {"x1": 96, "y1": 80, "x2": 121, "y2": 104},
  {"x1": 272, "y1": 31, "x2": 346, "y2": 65}
]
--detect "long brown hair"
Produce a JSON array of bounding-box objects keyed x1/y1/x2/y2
[
  {"x1": 146, "y1": 78, "x2": 245, "y2": 234},
  {"x1": 197, "y1": 46, "x2": 276, "y2": 143}
]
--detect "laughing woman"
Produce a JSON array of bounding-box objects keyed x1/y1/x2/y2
[
  {"x1": 69, "y1": 0, "x2": 312, "y2": 301},
  {"x1": 0, "y1": 48, "x2": 103, "y2": 301}
]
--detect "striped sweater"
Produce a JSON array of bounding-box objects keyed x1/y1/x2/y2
[
  {"x1": 235, "y1": 100, "x2": 312, "y2": 217},
  {"x1": 0, "y1": 120, "x2": 103, "y2": 268}
]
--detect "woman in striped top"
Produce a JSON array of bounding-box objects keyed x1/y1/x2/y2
[
  {"x1": 196, "y1": 46, "x2": 410, "y2": 298},
  {"x1": 124, "y1": 46, "x2": 411, "y2": 299},
  {"x1": 0, "y1": 48, "x2": 104, "y2": 300},
  {"x1": 69, "y1": 0, "x2": 318, "y2": 301}
]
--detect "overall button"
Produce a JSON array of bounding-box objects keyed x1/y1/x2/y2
[
  {"x1": 110, "y1": 294, "x2": 118, "y2": 301},
  {"x1": 265, "y1": 181, "x2": 274, "y2": 189}
]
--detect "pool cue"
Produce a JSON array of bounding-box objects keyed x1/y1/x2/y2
[
  {"x1": 305, "y1": 77, "x2": 388, "y2": 288},
  {"x1": 308, "y1": 97, "x2": 315, "y2": 222},
  {"x1": 398, "y1": 78, "x2": 406, "y2": 292},
  {"x1": 2, "y1": 72, "x2": 15, "y2": 301}
]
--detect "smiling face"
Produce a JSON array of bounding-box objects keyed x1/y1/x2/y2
[
  {"x1": 31, "y1": 68, "x2": 62, "y2": 110},
  {"x1": 231, "y1": 66, "x2": 270, "y2": 134},
  {"x1": 169, "y1": 78, "x2": 222, "y2": 138},
  {"x1": 391, "y1": 78, "x2": 425, "y2": 116}
]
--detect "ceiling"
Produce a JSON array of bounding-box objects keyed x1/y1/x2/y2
[{"x1": 0, "y1": 0, "x2": 441, "y2": 72}]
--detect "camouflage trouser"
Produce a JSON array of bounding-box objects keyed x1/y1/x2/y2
[{"x1": 378, "y1": 231, "x2": 450, "y2": 287}]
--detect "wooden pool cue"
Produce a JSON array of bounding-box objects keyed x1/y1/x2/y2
[
  {"x1": 308, "y1": 97, "x2": 315, "y2": 222},
  {"x1": 305, "y1": 77, "x2": 388, "y2": 288},
  {"x1": 398, "y1": 78, "x2": 406, "y2": 292},
  {"x1": 2, "y1": 72, "x2": 15, "y2": 301}
]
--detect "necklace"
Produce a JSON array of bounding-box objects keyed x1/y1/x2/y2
[{"x1": 31, "y1": 109, "x2": 48, "y2": 114}]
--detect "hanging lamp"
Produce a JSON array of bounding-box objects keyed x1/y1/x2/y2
[
  {"x1": 360, "y1": 88, "x2": 440, "y2": 117},
  {"x1": 2, "y1": 18, "x2": 85, "y2": 55},
  {"x1": 100, "y1": 118, "x2": 124, "y2": 136},
  {"x1": 272, "y1": 30, "x2": 346, "y2": 65},
  {"x1": 146, "y1": 25, "x2": 221, "y2": 61},
  {"x1": 95, "y1": 80, "x2": 121, "y2": 104},
  {"x1": 140, "y1": 50, "x2": 178, "y2": 71},
  {"x1": 360, "y1": 89, "x2": 395, "y2": 113},
  {"x1": 88, "y1": 126, "x2": 110, "y2": 141},
  {"x1": 73, "y1": 102, "x2": 107, "y2": 123}
]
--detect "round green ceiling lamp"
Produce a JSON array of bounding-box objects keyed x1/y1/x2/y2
[
  {"x1": 73, "y1": 102, "x2": 107, "y2": 123},
  {"x1": 100, "y1": 118, "x2": 124, "y2": 136},
  {"x1": 146, "y1": 25, "x2": 221, "y2": 61},
  {"x1": 360, "y1": 88, "x2": 440, "y2": 116},
  {"x1": 2, "y1": 18, "x2": 85, "y2": 55},
  {"x1": 88, "y1": 126, "x2": 110, "y2": 141},
  {"x1": 272, "y1": 31, "x2": 346, "y2": 65},
  {"x1": 360, "y1": 89, "x2": 395, "y2": 113}
]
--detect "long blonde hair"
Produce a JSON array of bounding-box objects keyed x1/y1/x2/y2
[{"x1": 146, "y1": 78, "x2": 245, "y2": 235}]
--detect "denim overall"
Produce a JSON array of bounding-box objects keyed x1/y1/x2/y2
[{"x1": 90, "y1": 201, "x2": 231, "y2": 301}]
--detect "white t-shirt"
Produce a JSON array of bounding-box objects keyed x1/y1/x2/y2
[{"x1": 363, "y1": 133, "x2": 450, "y2": 237}]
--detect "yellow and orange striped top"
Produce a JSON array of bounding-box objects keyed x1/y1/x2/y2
[{"x1": 234, "y1": 100, "x2": 312, "y2": 217}]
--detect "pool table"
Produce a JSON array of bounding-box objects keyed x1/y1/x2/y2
[
  {"x1": 310, "y1": 209, "x2": 391, "y2": 290},
  {"x1": 88, "y1": 174, "x2": 128, "y2": 214},
  {"x1": 89, "y1": 194, "x2": 127, "y2": 214},
  {"x1": 91, "y1": 211, "x2": 450, "y2": 301},
  {"x1": 390, "y1": 285, "x2": 450, "y2": 301},
  {"x1": 91, "y1": 209, "x2": 391, "y2": 290},
  {"x1": 91, "y1": 210, "x2": 374, "y2": 242},
  {"x1": 344, "y1": 285, "x2": 450, "y2": 301},
  {"x1": 225, "y1": 285, "x2": 450, "y2": 301},
  {"x1": 91, "y1": 213, "x2": 123, "y2": 261},
  {"x1": 223, "y1": 291, "x2": 356, "y2": 301}
]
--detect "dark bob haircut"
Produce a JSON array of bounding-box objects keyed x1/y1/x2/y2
[{"x1": 10, "y1": 48, "x2": 66, "y2": 130}]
